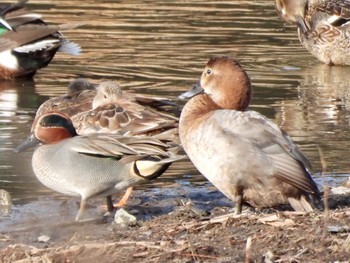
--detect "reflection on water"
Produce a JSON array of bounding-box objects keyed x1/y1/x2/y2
[
  {"x1": 276, "y1": 64, "x2": 350, "y2": 173},
  {"x1": 0, "y1": 0, "x2": 349, "y2": 204}
]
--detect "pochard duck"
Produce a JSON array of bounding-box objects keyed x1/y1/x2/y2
[{"x1": 179, "y1": 56, "x2": 321, "y2": 214}]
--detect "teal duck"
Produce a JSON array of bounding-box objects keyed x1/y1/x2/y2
[
  {"x1": 25, "y1": 79, "x2": 180, "y2": 210},
  {"x1": 16, "y1": 112, "x2": 183, "y2": 221},
  {"x1": 35, "y1": 79, "x2": 97, "y2": 118},
  {"x1": 71, "y1": 81, "x2": 179, "y2": 140}
]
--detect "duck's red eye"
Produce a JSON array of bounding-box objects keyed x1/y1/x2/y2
[{"x1": 206, "y1": 69, "x2": 212, "y2": 74}]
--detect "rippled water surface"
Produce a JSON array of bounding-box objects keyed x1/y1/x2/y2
[{"x1": 1, "y1": 0, "x2": 350, "y2": 204}]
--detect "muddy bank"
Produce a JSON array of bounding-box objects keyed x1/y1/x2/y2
[{"x1": 0, "y1": 184, "x2": 350, "y2": 262}]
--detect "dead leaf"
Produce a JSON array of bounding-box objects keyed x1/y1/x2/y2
[{"x1": 258, "y1": 214, "x2": 295, "y2": 227}]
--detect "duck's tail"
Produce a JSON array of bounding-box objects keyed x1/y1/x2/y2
[
  {"x1": 57, "y1": 23, "x2": 84, "y2": 55},
  {"x1": 288, "y1": 194, "x2": 323, "y2": 212},
  {"x1": 58, "y1": 39, "x2": 81, "y2": 55}
]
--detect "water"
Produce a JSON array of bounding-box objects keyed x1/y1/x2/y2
[{"x1": 0, "y1": 0, "x2": 349, "y2": 205}]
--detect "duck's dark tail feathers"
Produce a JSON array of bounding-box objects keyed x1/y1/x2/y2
[{"x1": 288, "y1": 194, "x2": 323, "y2": 212}]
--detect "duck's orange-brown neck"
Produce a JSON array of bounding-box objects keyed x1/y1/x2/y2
[
  {"x1": 35, "y1": 126, "x2": 74, "y2": 144},
  {"x1": 179, "y1": 94, "x2": 219, "y2": 135}
]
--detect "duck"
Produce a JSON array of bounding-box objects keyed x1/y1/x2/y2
[
  {"x1": 32, "y1": 79, "x2": 180, "y2": 208},
  {"x1": 35, "y1": 79, "x2": 97, "y2": 118},
  {"x1": 71, "y1": 81, "x2": 179, "y2": 140},
  {"x1": 275, "y1": 0, "x2": 350, "y2": 65},
  {"x1": 36, "y1": 79, "x2": 180, "y2": 126},
  {"x1": 0, "y1": 0, "x2": 81, "y2": 79},
  {"x1": 15, "y1": 112, "x2": 183, "y2": 221},
  {"x1": 179, "y1": 56, "x2": 321, "y2": 214}
]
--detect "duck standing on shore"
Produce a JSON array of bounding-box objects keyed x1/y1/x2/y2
[
  {"x1": 179, "y1": 56, "x2": 321, "y2": 214},
  {"x1": 34, "y1": 79, "x2": 180, "y2": 207},
  {"x1": 15, "y1": 112, "x2": 183, "y2": 221}
]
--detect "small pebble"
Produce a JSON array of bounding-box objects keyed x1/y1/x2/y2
[
  {"x1": 37, "y1": 235, "x2": 50, "y2": 243},
  {"x1": 0, "y1": 189, "x2": 12, "y2": 206},
  {"x1": 331, "y1": 186, "x2": 350, "y2": 195},
  {"x1": 114, "y1": 208, "x2": 137, "y2": 226},
  {"x1": 327, "y1": 225, "x2": 350, "y2": 233}
]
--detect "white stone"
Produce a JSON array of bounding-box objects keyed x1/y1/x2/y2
[{"x1": 114, "y1": 208, "x2": 137, "y2": 226}]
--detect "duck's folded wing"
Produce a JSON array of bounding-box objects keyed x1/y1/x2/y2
[
  {"x1": 212, "y1": 110, "x2": 319, "y2": 196},
  {"x1": 0, "y1": 38, "x2": 14, "y2": 52},
  {"x1": 4, "y1": 8, "x2": 42, "y2": 28},
  {"x1": 214, "y1": 110, "x2": 311, "y2": 169},
  {"x1": 70, "y1": 134, "x2": 176, "y2": 159},
  {"x1": 1, "y1": 23, "x2": 80, "y2": 51},
  {"x1": 309, "y1": 1, "x2": 350, "y2": 20},
  {"x1": 262, "y1": 143, "x2": 319, "y2": 195},
  {"x1": 72, "y1": 101, "x2": 177, "y2": 136},
  {"x1": 1, "y1": 24, "x2": 61, "y2": 51}
]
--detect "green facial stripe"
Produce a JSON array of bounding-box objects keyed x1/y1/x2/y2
[{"x1": 0, "y1": 27, "x2": 8, "y2": 35}]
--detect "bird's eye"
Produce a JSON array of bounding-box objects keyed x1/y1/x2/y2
[
  {"x1": 206, "y1": 69, "x2": 212, "y2": 74},
  {"x1": 104, "y1": 95, "x2": 107, "y2": 99}
]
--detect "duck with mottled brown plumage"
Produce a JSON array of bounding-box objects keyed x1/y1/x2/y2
[
  {"x1": 71, "y1": 81, "x2": 179, "y2": 141},
  {"x1": 275, "y1": 0, "x2": 350, "y2": 65}
]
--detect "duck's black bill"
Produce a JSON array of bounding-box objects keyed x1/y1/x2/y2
[
  {"x1": 296, "y1": 15, "x2": 308, "y2": 34},
  {"x1": 14, "y1": 134, "x2": 40, "y2": 153},
  {"x1": 178, "y1": 80, "x2": 204, "y2": 100}
]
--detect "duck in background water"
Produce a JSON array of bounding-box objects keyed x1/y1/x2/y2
[
  {"x1": 179, "y1": 56, "x2": 321, "y2": 214},
  {"x1": 15, "y1": 112, "x2": 184, "y2": 221},
  {"x1": 275, "y1": 0, "x2": 350, "y2": 65},
  {"x1": 0, "y1": 0, "x2": 81, "y2": 79}
]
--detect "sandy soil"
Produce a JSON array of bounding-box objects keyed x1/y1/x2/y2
[{"x1": 0, "y1": 183, "x2": 350, "y2": 263}]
